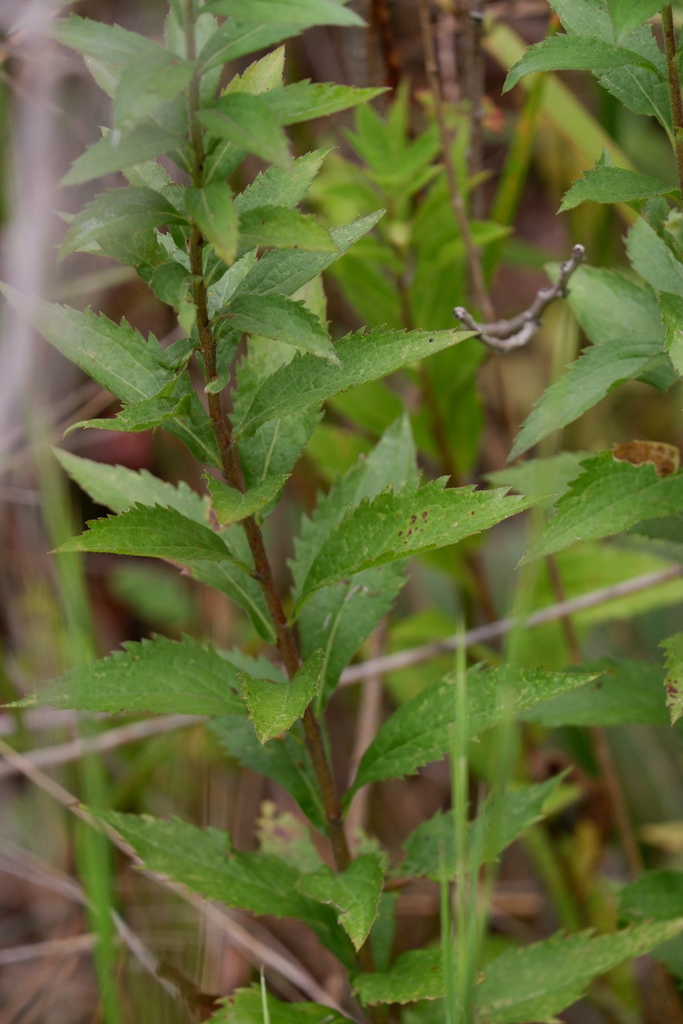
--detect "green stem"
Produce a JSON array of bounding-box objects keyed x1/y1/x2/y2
[
  {"x1": 662, "y1": 5, "x2": 683, "y2": 195},
  {"x1": 182, "y1": 2, "x2": 355, "y2": 885}
]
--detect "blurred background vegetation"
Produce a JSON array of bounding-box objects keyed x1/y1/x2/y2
[{"x1": 3, "y1": 1, "x2": 683, "y2": 1021}]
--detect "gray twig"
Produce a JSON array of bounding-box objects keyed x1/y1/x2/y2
[
  {"x1": 339, "y1": 564, "x2": 683, "y2": 685},
  {"x1": 454, "y1": 243, "x2": 585, "y2": 351}
]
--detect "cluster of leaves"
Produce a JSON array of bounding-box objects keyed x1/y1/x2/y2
[
  {"x1": 305, "y1": 81, "x2": 493, "y2": 482},
  {"x1": 8, "y1": 0, "x2": 683, "y2": 1021}
]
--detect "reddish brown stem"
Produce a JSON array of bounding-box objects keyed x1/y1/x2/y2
[
  {"x1": 662, "y1": 5, "x2": 683, "y2": 196},
  {"x1": 183, "y1": 4, "x2": 354, "y2": 882},
  {"x1": 370, "y1": 0, "x2": 402, "y2": 89}
]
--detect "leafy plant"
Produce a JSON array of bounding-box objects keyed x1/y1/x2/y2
[{"x1": 7, "y1": 0, "x2": 683, "y2": 1022}]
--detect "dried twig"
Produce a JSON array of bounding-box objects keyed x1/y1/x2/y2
[
  {"x1": 339, "y1": 565, "x2": 683, "y2": 685},
  {"x1": 0, "y1": 934, "x2": 99, "y2": 965},
  {"x1": 2, "y1": 567, "x2": 679, "y2": 748},
  {"x1": 0, "y1": 712, "x2": 203, "y2": 780},
  {"x1": 454, "y1": 243, "x2": 585, "y2": 351}
]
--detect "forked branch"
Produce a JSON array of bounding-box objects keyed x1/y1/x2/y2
[{"x1": 454, "y1": 243, "x2": 585, "y2": 351}]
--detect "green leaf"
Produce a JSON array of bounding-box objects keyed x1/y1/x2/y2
[
  {"x1": 503, "y1": 35, "x2": 662, "y2": 93},
  {"x1": 560, "y1": 166, "x2": 678, "y2": 211},
  {"x1": 349, "y1": 667, "x2": 596, "y2": 796},
  {"x1": 660, "y1": 292, "x2": 683, "y2": 376},
  {"x1": 165, "y1": 389, "x2": 224, "y2": 467},
  {"x1": 524, "y1": 452, "x2": 683, "y2": 561},
  {"x1": 225, "y1": 292, "x2": 337, "y2": 363},
  {"x1": 563, "y1": 264, "x2": 664, "y2": 346},
  {"x1": 509, "y1": 337, "x2": 663, "y2": 459},
  {"x1": 204, "y1": 0, "x2": 364, "y2": 27},
  {"x1": 598, "y1": 62, "x2": 672, "y2": 135},
  {"x1": 662, "y1": 633, "x2": 683, "y2": 724},
  {"x1": 263, "y1": 80, "x2": 385, "y2": 125},
  {"x1": 113, "y1": 51, "x2": 193, "y2": 130},
  {"x1": 241, "y1": 649, "x2": 324, "y2": 743},
  {"x1": 608, "y1": 0, "x2": 663, "y2": 42},
  {"x1": 70, "y1": 394, "x2": 189, "y2": 435},
  {"x1": 0, "y1": 284, "x2": 171, "y2": 404},
  {"x1": 298, "y1": 564, "x2": 406, "y2": 697},
  {"x1": 353, "y1": 948, "x2": 443, "y2": 1004},
  {"x1": 209, "y1": 987, "x2": 352, "y2": 1024},
  {"x1": 626, "y1": 216, "x2": 683, "y2": 298},
  {"x1": 52, "y1": 14, "x2": 163, "y2": 64},
  {"x1": 237, "y1": 205, "x2": 337, "y2": 252},
  {"x1": 95, "y1": 811, "x2": 354, "y2": 965},
  {"x1": 620, "y1": 870, "x2": 683, "y2": 921},
  {"x1": 297, "y1": 853, "x2": 383, "y2": 951},
  {"x1": 485, "y1": 452, "x2": 590, "y2": 511},
  {"x1": 197, "y1": 20, "x2": 300, "y2": 75},
  {"x1": 235, "y1": 149, "x2": 329, "y2": 213},
  {"x1": 206, "y1": 474, "x2": 288, "y2": 525},
  {"x1": 211, "y1": 715, "x2": 326, "y2": 831},
  {"x1": 239, "y1": 407, "x2": 321, "y2": 491},
  {"x1": 236, "y1": 210, "x2": 384, "y2": 299},
  {"x1": 62, "y1": 124, "x2": 184, "y2": 186},
  {"x1": 294, "y1": 481, "x2": 533, "y2": 608},
  {"x1": 522, "y1": 659, "x2": 669, "y2": 727},
  {"x1": 289, "y1": 421, "x2": 414, "y2": 598},
  {"x1": 224, "y1": 45, "x2": 285, "y2": 94},
  {"x1": 550, "y1": 0, "x2": 614, "y2": 38},
  {"x1": 402, "y1": 775, "x2": 566, "y2": 881},
  {"x1": 149, "y1": 261, "x2": 193, "y2": 314},
  {"x1": 207, "y1": 254, "x2": 258, "y2": 318},
  {"x1": 20, "y1": 635, "x2": 249, "y2": 716},
  {"x1": 476, "y1": 921, "x2": 683, "y2": 1023},
  {"x1": 294, "y1": 415, "x2": 415, "y2": 692},
  {"x1": 234, "y1": 326, "x2": 475, "y2": 439},
  {"x1": 54, "y1": 449, "x2": 209, "y2": 523},
  {"x1": 231, "y1": 340, "x2": 321, "y2": 489},
  {"x1": 58, "y1": 503, "x2": 244, "y2": 567},
  {"x1": 358, "y1": 922, "x2": 683, "y2": 1012},
  {"x1": 185, "y1": 183, "x2": 239, "y2": 266},
  {"x1": 509, "y1": 263, "x2": 667, "y2": 459},
  {"x1": 196, "y1": 93, "x2": 291, "y2": 169},
  {"x1": 59, "y1": 187, "x2": 186, "y2": 259},
  {"x1": 65, "y1": 377, "x2": 222, "y2": 469}
]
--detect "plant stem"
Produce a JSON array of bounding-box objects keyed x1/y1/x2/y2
[
  {"x1": 182, "y1": 4, "x2": 353, "y2": 882},
  {"x1": 370, "y1": 0, "x2": 402, "y2": 89},
  {"x1": 545, "y1": 555, "x2": 643, "y2": 879},
  {"x1": 464, "y1": 0, "x2": 486, "y2": 220},
  {"x1": 662, "y1": 5, "x2": 683, "y2": 195},
  {"x1": 417, "y1": 0, "x2": 494, "y2": 322}
]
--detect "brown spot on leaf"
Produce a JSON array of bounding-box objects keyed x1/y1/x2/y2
[{"x1": 612, "y1": 440, "x2": 680, "y2": 477}]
